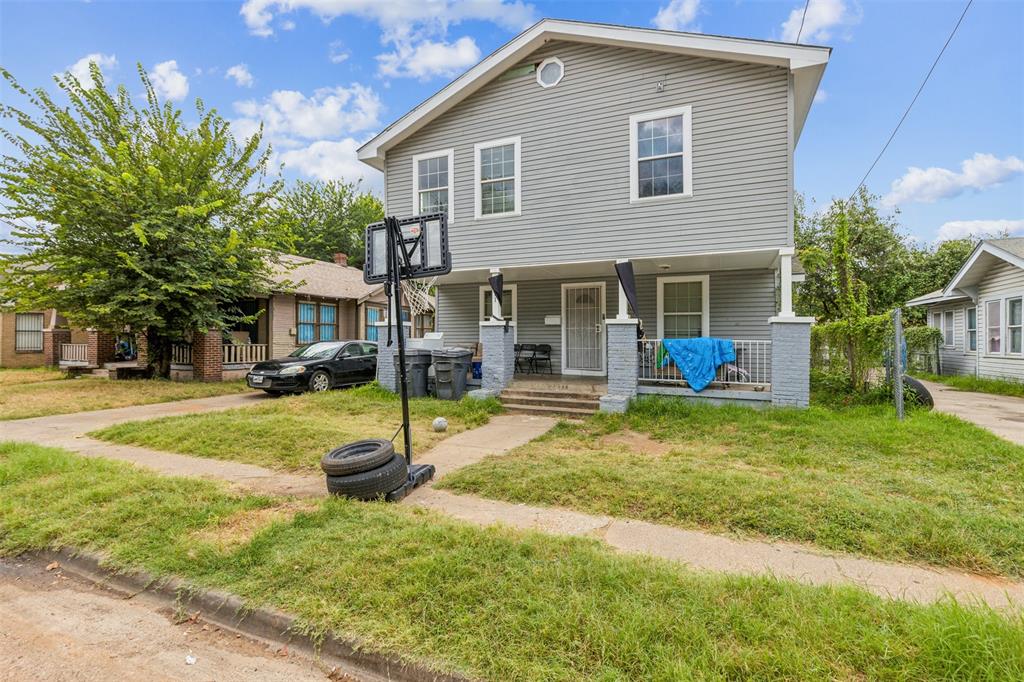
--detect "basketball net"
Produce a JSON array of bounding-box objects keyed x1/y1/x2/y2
[{"x1": 404, "y1": 276, "x2": 436, "y2": 318}]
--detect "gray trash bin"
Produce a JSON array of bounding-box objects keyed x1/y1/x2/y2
[
  {"x1": 402, "y1": 349, "x2": 433, "y2": 398},
  {"x1": 432, "y1": 347, "x2": 473, "y2": 400}
]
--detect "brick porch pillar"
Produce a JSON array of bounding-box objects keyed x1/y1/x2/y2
[
  {"x1": 135, "y1": 332, "x2": 148, "y2": 365},
  {"x1": 43, "y1": 328, "x2": 71, "y2": 366},
  {"x1": 86, "y1": 329, "x2": 117, "y2": 367},
  {"x1": 600, "y1": 319, "x2": 639, "y2": 413},
  {"x1": 769, "y1": 316, "x2": 813, "y2": 407},
  {"x1": 191, "y1": 329, "x2": 224, "y2": 382},
  {"x1": 470, "y1": 321, "x2": 515, "y2": 398}
]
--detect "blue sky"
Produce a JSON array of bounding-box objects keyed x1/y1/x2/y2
[{"x1": 1, "y1": 0, "x2": 1022, "y2": 245}]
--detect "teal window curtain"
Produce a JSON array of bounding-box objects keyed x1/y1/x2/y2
[
  {"x1": 297, "y1": 303, "x2": 316, "y2": 344},
  {"x1": 319, "y1": 303, "x2": 337, "y2": 341}
]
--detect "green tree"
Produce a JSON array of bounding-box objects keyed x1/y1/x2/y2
[
  {"x1": 0, "y1": 63, "x2": 287, "y2": 377},
  {"x1": 274, "y1": 179, "x2": 383, "y2": 267}
]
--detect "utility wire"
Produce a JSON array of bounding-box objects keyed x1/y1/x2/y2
[
  {"x1": 795, "y1": 0, "x2": 811, "y2": 43},
  {"x1": 848, "y1": 0, "x2": 973, "y2": 202}
]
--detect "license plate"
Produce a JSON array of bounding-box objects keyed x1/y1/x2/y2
[{"x1": 249, "y1": 375, "x2": 264, "y2": 385}]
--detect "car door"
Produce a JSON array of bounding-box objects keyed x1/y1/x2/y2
[
  {"x1": 360, "y1": 342, "x2": 378, "y2": 382},
  {"x1": 332, "y1": 343, "x2": 363, "y2": 386}
]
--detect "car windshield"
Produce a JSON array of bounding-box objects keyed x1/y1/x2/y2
[{"x1": 289, "y1": 342, "x2": 344, "y2": 359}]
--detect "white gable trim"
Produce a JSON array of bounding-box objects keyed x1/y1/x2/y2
[
  {"x1": 945, "y1": 241, "x2": 1024, "y2": 297},
  {"x1": 357, "y1": 19, "x2": 830, "y2": 170}
]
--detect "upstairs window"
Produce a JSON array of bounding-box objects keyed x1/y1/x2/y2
[
  {"x1": 966, "y1": 307, "x2": 977, "y2": 351},
  {"x1": 629, "y1": 105, "x2": 693, "y2": 202},
  {"x1": 474, "y1": 137, "x2": 521, "y2": 218},
  {"x1": 412, "y1": 149, "x2": 454, "y2": 220}
]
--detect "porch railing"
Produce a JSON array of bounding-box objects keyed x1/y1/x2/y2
[
  {"x1": 171, "y1": 343, "x2": 192, "y2": 365},
  {"x1": 639, "y1": 339, "x2": 772, "y2": 387},
  {"x1": 60, "y1": 343, "x2": 89, "y2": 364},
  {"x1": 223, "y1": 343, "x2": 267, "y2": 365}
]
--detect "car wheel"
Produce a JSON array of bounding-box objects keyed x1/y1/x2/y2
[
  {"x1": 325, "y1": 453, "x2": 408, "y2": 500},
  {"x1": 321, "y1": 439, "x2": 395, "y2": 476},
  {"x1": 308, "y1": 370, "x2": 331, "y2": 393}
]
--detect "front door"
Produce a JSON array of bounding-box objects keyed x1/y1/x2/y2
[{"x1": 561, "y1": 282, "x2": 606, "y2": 376}]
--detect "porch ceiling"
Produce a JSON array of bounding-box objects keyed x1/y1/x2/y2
[{"x1": 437, "y1": 248, "x2": 783, "y2": 284}]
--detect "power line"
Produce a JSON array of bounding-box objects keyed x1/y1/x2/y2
[
  {"x1": 795, "y1": 0, "x2": 811, "y2": 43},
  {"x1": 848, "y1": 0, "x2": 973, "y2": 203}
]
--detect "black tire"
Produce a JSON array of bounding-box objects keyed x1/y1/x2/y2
[
  {"x1": 903, "y1": 376, "x2": 934, "y2": 408},
  {"x1": 308, "y1": 370, "x2": 331, "y2": 393},
  {"x1": 326, "y1": 453, "x2": 408, "y2": 500},
  {"x1": 320, "y1": 439, "x2": 395, "y2": 476}
]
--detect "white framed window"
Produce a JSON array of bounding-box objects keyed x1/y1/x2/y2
[
  {"x1": 479, "y1": 284, "x2": 518, "y2": 324},
  {"x1": 986, "y1": 300, "x2": 1002, "y2": 354},
  {"x1": 536, "y1": 57, "x2": 564, "y2": 88},
  {"x1": 943, "y1": 310, "x2": 954, "y2": 348},
  {"x1": 473, "y1": 136, "x2": 521, "y2": 219},
  {"x1": 629, "y1": 105, "x2": 693, "y2": 203},
  {"x1": 411, "y1": 149, "x2": 454, "y2": 221},
  {"x1": 1009, "y1": 297, "x2": 1023, "y2": 354},
  {"x1": 966, "y1": 307, "x2": 977, "y2": 352},
  {"x1": 15, "y1": 312, "x2": 44, "y2": 352},
  {"x1": 656, "y1": 275, "x2": 709, "y2": 339}
]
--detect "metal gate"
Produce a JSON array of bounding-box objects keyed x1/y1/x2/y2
[{"x1": 561, "y1": 282, "x2": 606, "y2": 375}]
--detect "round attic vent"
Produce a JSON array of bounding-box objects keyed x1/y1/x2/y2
[{"x1": 536, "y1": 57, "x2": 564, "y2": 88}]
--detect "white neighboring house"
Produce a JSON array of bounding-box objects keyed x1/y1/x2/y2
[{"x1": 907, "y1": 238, "x2": 1024, "y2": 382}]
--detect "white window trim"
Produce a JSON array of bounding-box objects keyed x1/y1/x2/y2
[
  {"x1": 479, "y1": 283, "x2": 518, "y2": 325},
  {"x1": 656, "y1": 274, "x2": 710, "y2": 339},
  {"x1": 536, "y1": 56, "x2": 564, "y2": 88},
  {"x1": 964, "y1": 306, "x2": 977, "y2": 354},
  {"x1": 943, "y1": 310, "x2": 955, "y2": 349},
  {"x1": 1008, "y1": 296, "x2": 1023, "y2": 356},
  {"x1": 629, "y1": 105, "x2": 693, "y2": 204},
  {"x1": 473, "y1": 136, "x2": 522, "y2": 219},
  {"x1": 411, "y1": 148, "x2": 455, "y2": 224},
  {"x1": 984, "y1": 298, "x2": 1004, "y2": 357}
]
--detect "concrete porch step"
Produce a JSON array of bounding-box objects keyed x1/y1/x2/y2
[
  {"x1": 500, "y1": 393, "x2": 601, "y2": 409},
  {"x1": 501, "y1": 389, "x2": 603, "y2": 402},
  {"x1": 499, "y1": 401, "x2": 597, "y2": 419}
]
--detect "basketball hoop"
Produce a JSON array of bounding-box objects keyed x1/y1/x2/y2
[{"x1": 405, "y1": 276, "x2": 436, "y2": 318}]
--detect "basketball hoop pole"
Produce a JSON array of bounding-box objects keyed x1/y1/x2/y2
[{"x1": 386, "y1": 216, "x2": 414, "y2": 466}]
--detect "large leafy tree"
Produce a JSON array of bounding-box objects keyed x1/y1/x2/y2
[
  {"x1": 0, "y1": 63, "x2": 287, "y2": 376},
  {"x1": 274, "y1": 179, "x2": 383, "y2": 267}
]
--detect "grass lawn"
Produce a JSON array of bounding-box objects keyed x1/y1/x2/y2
[
  {"x1": 917, "y1": 372, "x2": 1024, "y2": 399},
  {"x1": 0, "y1": 376, "x2": 249, "y2": 421},
  {"x1": 91, "y1": 384, "x2": 502, "y2": 471},
  {"x1": 1, "y1": 442, "x2": 1020, "y2": 681},
  {"x1": 440, "y1": 397, "x2": 1024, "y2": 578},
  {"x1": 0, "y1": 367, "x2": 65, "y2": 387}
]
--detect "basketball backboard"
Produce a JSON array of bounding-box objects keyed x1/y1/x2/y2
[{"x1": 363, "y1": 213, "x2": 451, "y2": 284}]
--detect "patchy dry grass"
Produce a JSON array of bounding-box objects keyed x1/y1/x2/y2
[
  {"x1": 917, "y1": 372, "x2": 1024, "y2": 399},
  {"x1": 0, "y1": 376, "x2": 249, "y2": 421},
  {"x1": 91, "y1": 384, "x2": 502, "y2": 472},
  {"x1": 1, "y1": 441, "x2": 1021, "y2": 681},
  {"x1": 0, "y1": 367, "x2": 65, "y2": 387},
  {"x1": 441, "y1": 397, "x2": 1024, "y2": 578}
]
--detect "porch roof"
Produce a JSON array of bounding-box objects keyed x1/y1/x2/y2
[{"x1": 436, "y1": 247, "x2": 786, "y2": 284}]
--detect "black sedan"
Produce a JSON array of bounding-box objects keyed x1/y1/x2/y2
[{"x1": 246, "y1": 341, "x2": 377, "y2": 395}]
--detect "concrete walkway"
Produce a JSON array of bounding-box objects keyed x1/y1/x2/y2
[
  {"x1": 6, "y1": 397, "x2": 1023, "y2": 611},
  {"x1": 918, "y1": 378, "x2": 1024, "y2": 445}
]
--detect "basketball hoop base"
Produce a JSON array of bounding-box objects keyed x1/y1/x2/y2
[{"x1": 385, "y1": 463, "x2": 436, "y2": 502}]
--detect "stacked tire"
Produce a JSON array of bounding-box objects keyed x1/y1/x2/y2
[{"x1": 320, "y1": 439, "x2": 408, "y2": 499}]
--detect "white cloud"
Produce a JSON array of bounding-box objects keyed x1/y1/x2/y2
[
  {"x1": 281, "y1": 19, "x2": 296, "y2": 30},
  {"x1": 377, "y1": 36, "x2": 480, "y2": 80},
  {"x1": 936, "y1": 219, "x2": 1024, "y2": 242},
  {"x1": 329, "y1": 40, "x2": 350, "y2": 64},
  {"x1": 813, "y1": 88, "x2": 828, "y2": 104},
  {"x1": 61, "y1": 53, "x2": 117, "y2": 89},
  {"x1": 781, "y1": 0, "x2": 860, "y2": 43},
  {"x1": 149, "y1": 60, "x2": 189, "y2": 101},
  {"x1": 278, "y1": 138, "x2": 381, "y2": 187},
  {"x1": 652, "y1": 0, "x2": 701, "y2": 32},
  {"x1": 233, "y1": 84, "x2": 381, "y2": 141},
  {"x1": 226, "y1": 63, "x2": 255, "y2": 88},
  {"x1": 882, "y1": 153, "x2": 1024, "y2": 208}
]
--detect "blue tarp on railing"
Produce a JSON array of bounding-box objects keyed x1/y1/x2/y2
[{"x1": 659, "y1": 338, "x2": 736, "y2": 392}]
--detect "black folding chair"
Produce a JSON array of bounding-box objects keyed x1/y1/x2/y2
[
  {"x1": 517, "y1": 343, "x2": 536, "y2": 373},
  {"x1": 532, "y1": 344, "x2": 553, "y2": 374}
]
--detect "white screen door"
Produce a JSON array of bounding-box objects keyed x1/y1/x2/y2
[{"x1": 561, "y1": 282, "x2": 606, "y2": 375}]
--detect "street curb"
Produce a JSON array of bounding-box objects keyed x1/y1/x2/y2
[{"x1": 30, "y1": 547, "x2": 471, "y2": 682}]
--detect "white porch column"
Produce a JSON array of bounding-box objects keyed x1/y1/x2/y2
[
  {"x1": 489, "y1": 268, "x2": 501, "y2": 320},
  {"x1": 615, "y1": 259, "x2": 630, "y2": 320},
  {"x1": 779, "y1": 247, "x2": 794, "y2": 317}
]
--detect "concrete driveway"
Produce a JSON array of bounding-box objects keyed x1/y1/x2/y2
[{"x1": 917, "y1": 378, "x2": 1024, "y2": 445}]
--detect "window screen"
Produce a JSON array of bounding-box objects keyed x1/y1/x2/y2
[
  {"x1": 662, "y1": 280, "x2": 703, "y2": 339},
  {"x1": 637, "y1": 115, "x2": 684, "y2": 198}
]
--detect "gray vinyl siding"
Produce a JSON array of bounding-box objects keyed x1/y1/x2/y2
[
  {"x1": 976, "y1": 261, "x2": 1024, "y2": 382},
  {"x1": 926, "y1": 304, "x2": 975, "y2": 377},
  {"x1": 436, "y1": 269, "x2": 775, "y2": 372},
  {"x1": 385, "y1": 40, "x2": 790, "y2": 270}
]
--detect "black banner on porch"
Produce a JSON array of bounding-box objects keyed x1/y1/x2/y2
[
  {"x1": 614, "y1": 260, "x2": 640, "y2": 318},
  {"x1": 487, "y1": 273, "x2": 504, "y2": 320}
]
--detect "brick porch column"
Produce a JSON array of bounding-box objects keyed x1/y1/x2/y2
[
  {"x1": 135, "y1": 332, "x2": 148, "y2": 365},
  {"x1": 86, "y1": 329, "x2": 117, "y2": 367},
  {"x1": 769, "y1": 316, "x2": 813, "y2": 407},
  {"x1": 43, "y1": 328, "x2": 71, "y2": 366},
  {"x1": 374, "y1": 321, "x2": 398, "y2": 392},
  {"x1": 600, "y1": 319, "x2": 639, "y2": 413},
  {"x1": 191, "y1": 329, "x2": 224, "y2": 382},
  {"x1": 471, "y1": 321, "x2": 515, "y2": 398}
]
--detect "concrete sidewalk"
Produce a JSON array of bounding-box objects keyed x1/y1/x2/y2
[{"x1": 918, "y1": 378, "x2": 1024, "y2": 445}]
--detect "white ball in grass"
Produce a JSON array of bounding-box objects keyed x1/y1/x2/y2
[{"x1": 432, "y1": 417, "x2": 449, "y2": 432}]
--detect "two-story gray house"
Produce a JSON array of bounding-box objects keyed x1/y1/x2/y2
[{"x1": 360, "y1": 19, "x2": 830, "y2": 411}]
